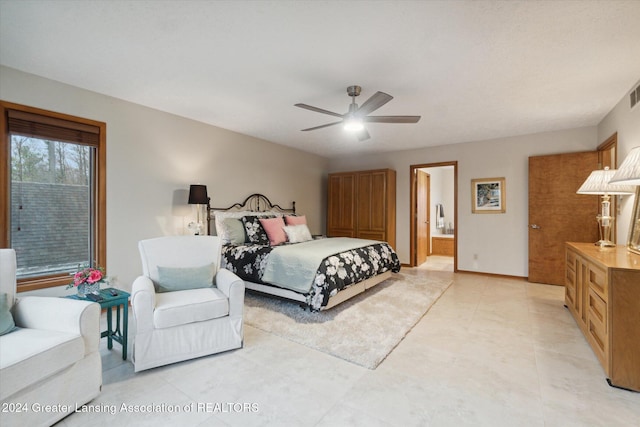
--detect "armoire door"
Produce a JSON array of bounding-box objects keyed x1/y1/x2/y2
[
  {"x1": 327, "y1": 173, "x2": 356, "y2": 237},
  {"x1": 528, "y1": 151, "x2": 599, "y2": 285},
  {"x1": 357, "y1": 170, "x2": 387, "y2": 241}
]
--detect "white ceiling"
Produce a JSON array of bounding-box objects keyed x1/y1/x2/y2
[{"x1": 1, "y1": 1, "x2": 640, "y2": 158}]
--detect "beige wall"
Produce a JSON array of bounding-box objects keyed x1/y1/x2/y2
[
  {"x1": 327, "y1": 128, "x2": 598, "y2": 277},
  {"x1": 3, "y1": 64, "x2": 634, "y2": 287},
  {"x1": 597, "y1": 78, "x2": 640, "y2": 245},
  {"x1": 1, "y1": 66, "x2": 328, "y2": 293}
]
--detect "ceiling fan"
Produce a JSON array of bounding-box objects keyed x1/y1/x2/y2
[{"x1": 294, "y1": 85, "x2": 421, "y2": 141}]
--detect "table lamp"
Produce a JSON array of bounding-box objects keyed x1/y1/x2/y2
[
  {"x1": 188, "y1": 184, "x2": 210, "y2": 235},
  {"x1": 577, "y1": 167, "x2": 635, "y2": 247},
  {"x1": 609, "y1": 146, "x2": 640, "y2": 254}
]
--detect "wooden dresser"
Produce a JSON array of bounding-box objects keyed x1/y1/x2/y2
[
  {"x1": 565, "y1": 242, "x2": 640, "y2": 391},
  {"x1": 327, "y1": 169, "x2": 396, "y2": 248}
]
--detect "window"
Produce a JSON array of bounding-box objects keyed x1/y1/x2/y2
[{"x1": 1, "y1": 101, "x2": 106, "y2": 292}]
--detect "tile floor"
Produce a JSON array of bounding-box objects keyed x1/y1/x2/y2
[
  {"x1": 418, "y1": 255, "x2": 454, "y2": 272},
  {"x1": 56, "y1": 268, "x2": 640, "y2": 426}
]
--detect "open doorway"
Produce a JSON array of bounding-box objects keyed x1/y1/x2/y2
[{"x1": 410, "y1": 161, "x2": 458, "y2": 271}]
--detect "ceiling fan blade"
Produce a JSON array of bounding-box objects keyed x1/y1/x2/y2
[
  {"x1": 356, "y1": 128, "x2": 371, "y2": 141},
  {"x1": 295, "y1": 103, "x2": 344, "y2": 118},
  {"x1": 301, "y1": 121, "x2": 342, "y2": 131},
  {"x1": 356, "y1": 91, "x2": 393, "y2": 115},
  {"x1": 364, "y1": 115, "x2": 421, "y2": 123}
]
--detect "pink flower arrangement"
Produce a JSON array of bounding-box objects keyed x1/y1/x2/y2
[{"x1": 68, "y1": 265, "x2": 107, "y2": 289}]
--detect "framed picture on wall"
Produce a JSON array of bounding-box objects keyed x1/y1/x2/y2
[
  {"x1": 627, "y1": 187, "x2": 640, "y2": 255},
  {"x1": 471, "y1": 177, "x2": 506, "y2": 214}
]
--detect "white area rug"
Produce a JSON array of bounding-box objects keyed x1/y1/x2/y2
[{"x1": 244, "y1": 272, "x2": 452, "y2": 369}]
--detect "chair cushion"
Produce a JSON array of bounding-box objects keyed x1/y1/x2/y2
[
  {"x1": 156, "y1": 263, "x2": 215, "y2": 293},
  {"x1": 153, "y1": 288, "x2": 229, "y2": 329},
  {"x1": 0, "y1": 292, "x2": 16, "y2": 336},
  {"x1": 0, "y1": 328, "x2": 84, "y2": 401}
]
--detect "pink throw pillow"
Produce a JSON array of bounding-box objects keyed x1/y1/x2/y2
[
  {"x1": 285, "y1": 215, "x2": 307, "y2": 226},
  {"x1": 259, "y1": 217, "x2": 287, "y2": 246}
]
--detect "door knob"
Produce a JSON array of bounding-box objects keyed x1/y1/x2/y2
[{"x1": 530, "y1": 224, "x2": 541, "y2": 229}]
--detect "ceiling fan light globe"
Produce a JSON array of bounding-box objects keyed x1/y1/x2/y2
[{"x1": 344, "y1": 118, "x2": 364, "y2": 132}]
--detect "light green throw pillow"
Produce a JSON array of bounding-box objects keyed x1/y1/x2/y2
[
  {"x1": 221, "y1": 218, "x2": 246, "y2": 245},
  {"x1": 0, "y1": 293, "x2": 16, "y2": 336},
  {"x1": 156, "y1": 263, "x2": 215, "y2": 293}
]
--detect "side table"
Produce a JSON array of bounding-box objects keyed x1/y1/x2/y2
[{"x1": 66, "y1": 287, "x2": 130, "y2": 360}]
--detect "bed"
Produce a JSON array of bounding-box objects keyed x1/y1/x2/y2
[{"x1": 209, "y1": 193, "x2": 401, "y2": 311}]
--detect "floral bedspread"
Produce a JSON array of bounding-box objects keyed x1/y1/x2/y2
[{"x1": 221, "y1": 240, "x2": 401, "y2": 310}]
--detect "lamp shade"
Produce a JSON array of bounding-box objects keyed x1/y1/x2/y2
[
  {"x1": 188, "y1": 184, "x2": 209, "y2": 204},
  {"x1": 609, "y1": 146, "x2": 640, "y2": 186},
  {"x1": 576, "y1": 167, "x2": 635, "y2": 195}
]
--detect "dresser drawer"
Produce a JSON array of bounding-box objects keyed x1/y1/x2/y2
[
  {"x1": 588, "y1": 289, "x2": 608, "y2": 365},
  {"x1": 588, "y1": 263, "x2": 608, "y2": 301}
]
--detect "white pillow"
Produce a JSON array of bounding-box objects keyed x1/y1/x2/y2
[{"x1": 283, "y1": 224, "x2": 313, "y2": 243}]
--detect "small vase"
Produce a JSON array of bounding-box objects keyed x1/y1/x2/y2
[
  {"x1": 77, "y1": 282, "x2": 100, "y2": 298},
  {"x1": 77, "y1": 283, "x2": 87, "y2": 298}
]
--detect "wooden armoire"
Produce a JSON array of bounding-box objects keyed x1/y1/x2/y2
[{"x1": 327, "y1": 168, "x2": 396, "y2": 248}]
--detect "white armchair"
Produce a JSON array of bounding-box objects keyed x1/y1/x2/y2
[
  {"x1": 0, "y1": 249, "x2": 102, "y2": 427},
  {"x1": 131, "y1": 236, "x2": 244, "y2": 372}
]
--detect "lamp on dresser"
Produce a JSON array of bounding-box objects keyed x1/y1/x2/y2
[
  {"x1": 188, "y1": 184, "x2": 210, "y2": 235},
  {"x1": 610, "y1": 146, "x2": 640, "y2": 185},
  {"x1": 609, "y1": 146, "x2": 640, "y2": 254},
  {"x1": 576, "y1": 167, "x2": 635, "y2": 247}
]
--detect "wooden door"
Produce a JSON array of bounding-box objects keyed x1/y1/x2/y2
[
  {"x1": 327, "y1": 173, "x2": 356, "y2": 237},
  {"x1": 416, "y1": 170, "x2": 430, "y2": 264},
  {"x1": 528, "y1": 151, "x2": 599, "y2": 285}
]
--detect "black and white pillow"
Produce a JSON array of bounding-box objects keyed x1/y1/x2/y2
[{"x1": 242, "y1": 215, "x2": 272, "y2": 245}]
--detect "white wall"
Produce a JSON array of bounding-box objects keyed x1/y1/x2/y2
[
  {"x1": 1, "y1": 66, "x2": 328, "y2": 294},
  {"x1": 328, "y1": 128, "x2": 598, "y2": 277},
  {"x1": 597, "y1": 78, "x2": 640, "y2": 244}
]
